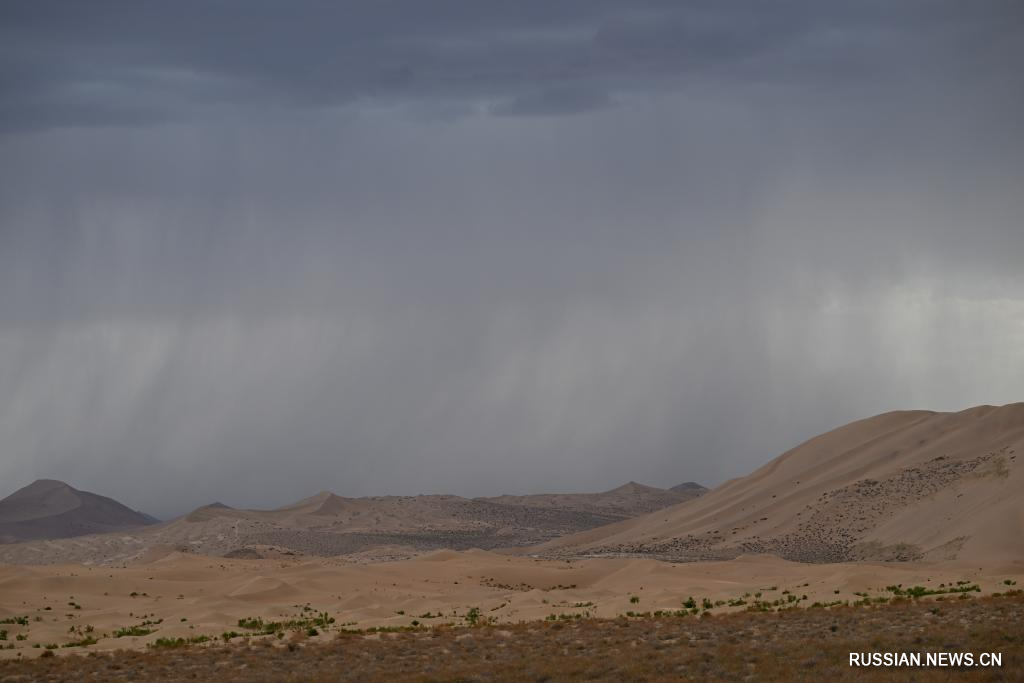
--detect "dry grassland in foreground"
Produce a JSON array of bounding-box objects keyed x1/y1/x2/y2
[{"x1": 1, "y1": 592, "x2": 1021, "y2": 682}]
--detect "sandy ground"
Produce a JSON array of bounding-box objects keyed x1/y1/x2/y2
[
  {"x1": 2, "y1": 550, "x2": 1022, "y2": 659},
  {"x1": 3, "y1": 593, "x2": 1022, "y2": 681}
]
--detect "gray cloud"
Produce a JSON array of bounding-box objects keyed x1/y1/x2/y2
[
  {"x1": 0, "y1": 2, "x2": 1021, "y2": 518},
  {"x1": 490, "y1": 86, "x2": 614, "y2": 116},
  {"x1": 2, "y1": 1, "x2": 1021, "y2": 131}
]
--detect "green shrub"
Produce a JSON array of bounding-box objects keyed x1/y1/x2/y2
[
  {"x1": 63, "y1": 636, "x2": 98, "y2": 648},
  {"x1": 113, "y1": 625, "x2": 154, "y2": 638},
  {"x1": 150, "y1": 635, "x2": 211, "y2": 649}
]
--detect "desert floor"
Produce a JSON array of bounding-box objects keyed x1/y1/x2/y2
[
  {"x1": 0, "y1": 591, "x2": 1021, "y2": 681},
  {"x1": 1, "y1": 550, "x2": 1021, "y2": 660}
]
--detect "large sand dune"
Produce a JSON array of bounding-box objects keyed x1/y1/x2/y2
[{"x1": 538, "y1": 403, "x2": 1024, "y2": 563}]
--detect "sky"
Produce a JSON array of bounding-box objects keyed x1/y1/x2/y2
[{"x1": 1, "y1": 1, "x2": 1022, "y2": 518}]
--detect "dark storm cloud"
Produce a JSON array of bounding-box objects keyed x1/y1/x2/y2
[
  {"x1": 0, "y1": 2, "x2": 1022, "y2": 518},
  {"x1": 2, "y1": 1, "x2": 1021, "y2": 132}
]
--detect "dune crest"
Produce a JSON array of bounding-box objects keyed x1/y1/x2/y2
[{"x1": 540, "y1": 403, "x2": 1024, "y2": 564}]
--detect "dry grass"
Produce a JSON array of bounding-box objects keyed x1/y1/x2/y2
[{"x1": 1, "y1": 593, "x2": 1021, "y2": 681}]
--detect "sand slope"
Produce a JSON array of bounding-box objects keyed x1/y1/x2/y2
[
  {"x1": 0, "y1": 480, "x2": 156, "y2": 544},
  {"x1": 539, "y1": 404, "x2": 1024, "y2": 564}
]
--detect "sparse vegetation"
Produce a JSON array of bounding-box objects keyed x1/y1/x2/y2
[
  {"x1": 884, "y1": 583, "x2": 980, "y2": 598},
  {"x1": 113, "y1": 625, "x2": 155, "y2": 638},
  {"x1": 62, "y1": 635, "x2": 98, "y2": 648},
  {"x1": 236, "y1": 611, "x2": 336, "y2": 636},
  {"x1": 150, "y1": 635, "x2": 211, "y2": 649},
  {"x1": 2, "y1": 592, "x2": 1020, "y2": 681}
]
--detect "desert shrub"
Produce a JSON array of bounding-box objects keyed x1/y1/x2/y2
[
  {"x1": 885, "y1": 584, "x2": 980, "y2": 599},
  {"x1": 237, "y1": 611, "x2": 334, "y2": 636},
  {"x1": 114, "y1": 625, "x2": 154, "y2": 638},
  {"x1": 63, "y1": 636, "x2": 98, "y2": 648},
  {"x1": 150, "y1": 635, "x2": 211, "y2": 649}
]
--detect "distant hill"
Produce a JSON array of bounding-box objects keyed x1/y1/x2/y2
[
  {"x1": 0, "y1": 480, "x2": 702, "y2": 564},
  {"x1": 539, "y1": 403, "x2": 1024, "y2": 564},
  {"x1": 479, "y1": 481, "x2": 705, "y2": 518},
  {"x1": 0, "y1": 479, "x2": 157, "y2": 544},
  {"x1": 669, "y1": 482, "x2": 707, "y2": 495}
]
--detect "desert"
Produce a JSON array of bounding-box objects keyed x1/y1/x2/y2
[
  {"x1": 3, "y1": 3, "x2": 1022, "y2": 679},
  {"x1": 1, "y1": 404, "x2": 1022, "y2": 680}
]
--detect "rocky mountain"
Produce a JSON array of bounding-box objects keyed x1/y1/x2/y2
[
  {"x1": 480, "y1": 481, "x2": 705, "y2": 517},
  {"x1": 669, "y1": 481, "x2": 706, "y2": 495},
  {"x1": 0, "y1": 479, "x2": 157, "y2": 544},
  {"x1": 0, "y1": 481, "x2": 701, "y2": 564}
]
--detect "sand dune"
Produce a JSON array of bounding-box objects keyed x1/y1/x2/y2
[
  {"x1": 538, "y1": 403, "x2": 1024, "y2": 563},
  {"x1": 0, "y1": 550, "x2": 1020, "y2": 658}
]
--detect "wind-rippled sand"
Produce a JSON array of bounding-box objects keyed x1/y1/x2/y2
[{"x1": 1, "y1": 550, "x2": 1021, "y2": 658}]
